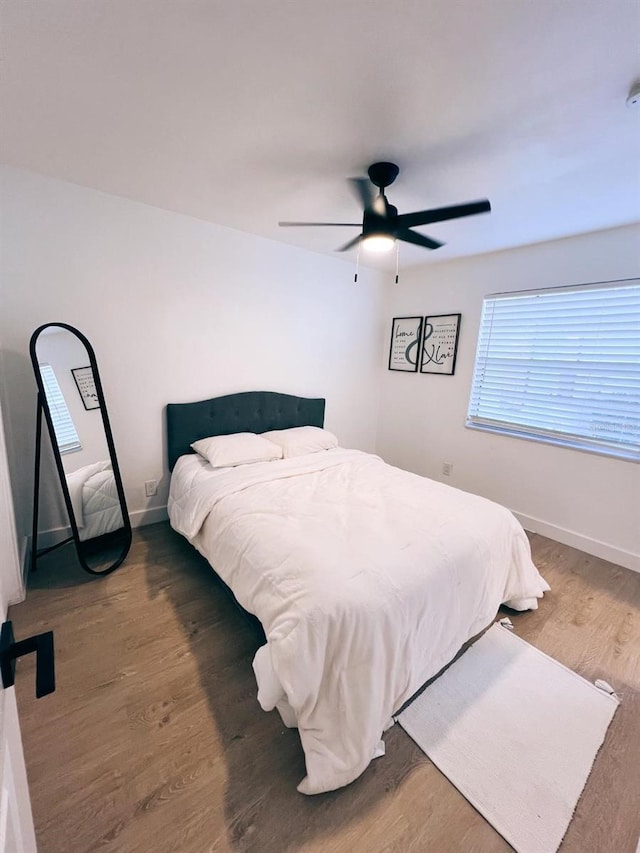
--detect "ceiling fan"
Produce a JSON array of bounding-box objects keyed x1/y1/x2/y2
[{"x1": 279, "y1": 162, "x2": 491, "y2": 253}]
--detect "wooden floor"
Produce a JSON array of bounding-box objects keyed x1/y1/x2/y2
[{"x1": 9, "y1": 524, "x2": 640, "y2": 853}]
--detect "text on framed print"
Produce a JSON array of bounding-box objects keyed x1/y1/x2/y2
[
  {"x1": 420, "y1": 313, "x2": 461, "y2": 375},
  {"x1": 71, "y1": 366, "x2": 100, "y2": 410},
  {"x1": 388, "y1": 316, "x2": 423, "y2": 372}
]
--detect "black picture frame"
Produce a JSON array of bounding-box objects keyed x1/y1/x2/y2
[
  {"x1": 420, "y1": 313, "x2": 461, "y2": 375},
  {"x1": 71, "y1": 365, "x2": 100, "y2": 410},
  {"x1": 388, "y1": 316, "x2": 423, "y2": 372}
]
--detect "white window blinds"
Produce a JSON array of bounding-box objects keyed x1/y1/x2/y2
[
  {"x1": 466, "y1": 279, "x2": 640, "y2": 461},
  {"x1": 39, "y1": 363, "x2": 82, "y2": 454}
]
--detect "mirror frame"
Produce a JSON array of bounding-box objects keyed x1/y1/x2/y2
[{"x1": 29, "y1": 322, "x2": 132, "y2": 575}]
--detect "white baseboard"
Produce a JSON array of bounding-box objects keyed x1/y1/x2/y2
[
  {"x1": 34, "y1": 506, "x2": 170, "y2": 552},
  {"x1": 514, "y1": 512, "x2": 640, "y2": 574},
  {"x1": 34, "y1": 525, "x2": 73, "y2": 551},
  {"x1": 128, "y1": 505, "x2": 169, "y2": 528},
  {"x1": 32, "y1": 505, "x2": 638, "y2": 574}
]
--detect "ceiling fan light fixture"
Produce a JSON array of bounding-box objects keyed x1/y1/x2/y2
[{"x1": 362, "y1": 234, "x2": 396, "y2": 253}]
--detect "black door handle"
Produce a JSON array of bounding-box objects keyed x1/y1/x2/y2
[{"x1": 0, "y1": 620, "x2": 55, "y2": 698}]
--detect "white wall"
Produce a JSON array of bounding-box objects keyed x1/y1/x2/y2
[
  {"x1": 377, "y1": 225, "x2": 640, "y2": 571},
  {"x1": 0, "y1": 167, "x2": 387, "y2": 538},
  {"x1": 2, "y1": 166, "x2": 637, "y2": 572}
]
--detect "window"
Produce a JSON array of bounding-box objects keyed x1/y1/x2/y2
[
  {"x1": 466, "y1": 279, "x2": 640, "y2": 461},
  {"x1": 39, "y1": 363, "x2": 82, "y2": 454}
]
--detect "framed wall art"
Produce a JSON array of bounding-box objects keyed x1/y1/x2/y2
[
  {"x1": 420, "y1": 313, "x2": 461, "y2": 375},
  {"x1": 388, "y1": 316, "x2": 423, "y2": 372},
  {"x1": 71, "y1": 365, "x2": 100, "y2": 410}
]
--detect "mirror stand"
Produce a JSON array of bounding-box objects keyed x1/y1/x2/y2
[{"x1": 31, "y1": 393, "x2": 74, "y2": 572}]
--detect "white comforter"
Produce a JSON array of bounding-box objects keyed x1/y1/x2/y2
[
  {"x1": 168, "y1": 448, "x2": 549, "y2": 795},
  {"x1": 66, "y1": 461, "x2": 122, "y2": 540}
]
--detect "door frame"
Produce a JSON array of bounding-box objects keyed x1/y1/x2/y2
[{"x1": 0, "y1": 373, "x2": 37, "y2": 851}]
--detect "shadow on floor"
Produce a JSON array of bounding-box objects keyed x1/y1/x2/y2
[{"x1": 137, "y1": 523, "x2": 419, "y2": 853}]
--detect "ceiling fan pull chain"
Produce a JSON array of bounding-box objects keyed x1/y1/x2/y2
[
  {"x1": 354, "y1": 241, "x2": 361, "y2": 283},
  {"x1": 395, "y1": 242, "x2": 400, "y2": 285}
]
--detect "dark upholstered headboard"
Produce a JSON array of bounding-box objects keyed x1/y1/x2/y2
[{"x1": 166, "y1": 390, "x2": 326, "y2": 470}]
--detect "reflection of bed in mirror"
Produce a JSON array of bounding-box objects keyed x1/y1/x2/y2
[{"x1": 65, "y1": 461, "x2": 123, "y2": 541}]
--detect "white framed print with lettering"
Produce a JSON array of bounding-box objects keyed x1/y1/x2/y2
[
  {"x1": 420, "y1": 313, "x2": 461, "y2": 375},
  {"x1": 388, "y1": 316, "x2": 423, "y2": 372},
  {"x1": 71, "y1": 365, "x2": 100, "y2": 409}
]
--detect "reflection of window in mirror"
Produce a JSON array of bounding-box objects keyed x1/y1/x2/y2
[{"x1": 38, "y1": 363, "x2": 82, "y2": 454}]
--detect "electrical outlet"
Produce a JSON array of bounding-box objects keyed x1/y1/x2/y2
[
  {"x1": 145, "y1": 479, "x2": 158, "y2": 497},
  {"x1": 442, "y1": 462, "x2": 453, "y2": 477}
]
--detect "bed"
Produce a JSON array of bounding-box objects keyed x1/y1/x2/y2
[{"x1": 167, "y1": 390, "x2": 550, "y2": 795}]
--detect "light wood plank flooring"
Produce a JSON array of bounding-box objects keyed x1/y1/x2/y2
[{"x1": 9, "y1": 524, "x2": 640, "y2": 853}]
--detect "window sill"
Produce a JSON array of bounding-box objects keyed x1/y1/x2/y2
[{"x1": 465, "y1": 421, "x2": 640, "y2": 463}]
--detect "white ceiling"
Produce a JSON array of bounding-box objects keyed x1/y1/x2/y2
[{"x1": 1, "y1": 0, "x2": 639, "y2": 270}]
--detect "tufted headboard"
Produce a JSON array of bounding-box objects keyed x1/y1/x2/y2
[{"x1": 166, "y1": 390, "x2": 326, "y2": 470}]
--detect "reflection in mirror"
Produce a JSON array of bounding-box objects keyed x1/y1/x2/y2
[{"x1": 30, "y1": 323, "x2": 131, "y2": 575}]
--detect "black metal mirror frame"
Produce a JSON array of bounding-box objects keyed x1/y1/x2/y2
[{"x1": 29, "y1": 322, "x2": 132, "y2": 576}]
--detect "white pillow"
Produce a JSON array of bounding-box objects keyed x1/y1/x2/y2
[
  {"x1": 191, "y1": 432, "x2": 282, "y2": 468},
  {"x1": 261, "y1": 426, "x2": 338, "y2": 458}
]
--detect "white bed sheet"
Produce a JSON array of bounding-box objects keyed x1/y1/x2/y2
[{"x1": 169, "y1": 448, "x2": 549, "y2": 795}]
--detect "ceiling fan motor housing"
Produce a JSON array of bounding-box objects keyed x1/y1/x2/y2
[
  {"x1": 367, "y1": 162, "x2": 400, "y2": 190},
  {"x1": 363, "y1": 206, "x2": 398, "y2": 238}
]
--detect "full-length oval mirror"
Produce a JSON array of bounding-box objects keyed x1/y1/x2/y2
[{"x1": 29, "y1": 323, "x2": 131, "y2": 575}]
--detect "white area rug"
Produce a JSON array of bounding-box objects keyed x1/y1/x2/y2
[{"x1": 398, "y1": 623, "x2": 620, "y2": 853}]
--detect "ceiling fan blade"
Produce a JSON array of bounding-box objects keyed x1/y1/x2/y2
[
  {"x1": 348, "y1": 177, "x2": 377, "y2": 212},
  {"x1": 395, "y1": 228, "x2": 443, "y2": 250},
  {"x1": 336, "y1": 234, "x2": 364, "y2": 252},
  {"x1": 396, "y1": 199, "x2": 491, "y2": 229},
  {"x1": 279, "y1": 221, "x2": 361, "y2": 227}
]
